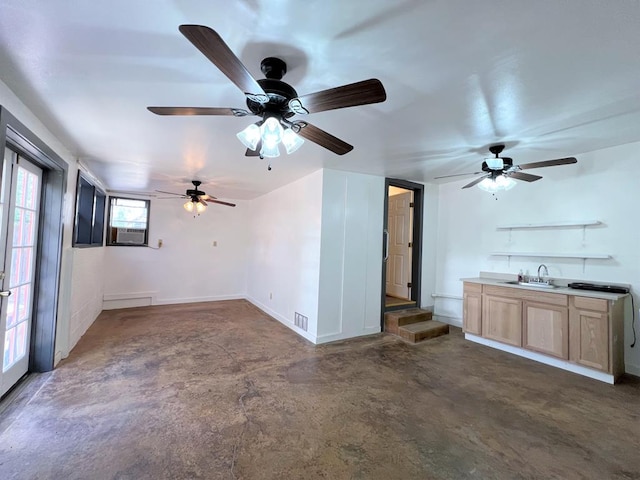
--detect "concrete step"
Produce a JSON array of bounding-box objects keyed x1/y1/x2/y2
[
  {"x1": 384, "y1": 308, "x2": 432, "y2": 334},
  {"x1": 397, "y1": 320, "x2": 449, "y2": 343}
]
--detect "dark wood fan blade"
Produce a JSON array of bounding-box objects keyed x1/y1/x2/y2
[
  {"x1": 517, "y1": 157, "x2": 577, "y2": 170},
  {"x1": 293, "y1": 79, "x2": 386, "y2": 114},
  {"x1": 462, "y1": 176, "x2": 489, "y2": 189},
  {"x1": 509, "y1": 171, "x2": 543, "y2": 182},
  {"x1": 296, "y1": 123, "x2": 353, "y2": 155},
  {"x1": 245, "y1": 140, "x2": 262, "y2": 157},
  {"x1": 179, "y1": 25, "x2": 267, "y2": 101},
  {"x1": 207, "y1": 199, "x2": 236, "y2": 207},
  {"x1": 201, "y1": 194, "x2": 217, "y2": 201},
  {"x1": 147, "y1": 107, "x2": 250, "y2": 116},
  {"x1": 434, "y1": 171, "x2": 484, "y2": 180},
  {"x1": 155, "y1": 190, "x2": 185, "y2": 196},
  {"x1": 157, "y1": 196, "x2": 187, "y2": 199}
]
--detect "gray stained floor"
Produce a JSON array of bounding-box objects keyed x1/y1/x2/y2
[{"x1": 1, "y1": 299, "x2": 639, "y2": 479}]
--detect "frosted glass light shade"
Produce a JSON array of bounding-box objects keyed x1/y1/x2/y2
[
  {"x1": 236, "y1": 123, "x2": 261, "y2": 150},
  {"x1": 282, "y1": 128, "x2": 304, "y2": 154},
  {"x1": 184, "y1": 201, "x2": 195, "y2": 212},
  {"x1": 260, "y1": 117, "x2": 283, "y2": 148},
  {"x1": 195, "y1": 201, "x2": 206, "y2": 214},
  {"x1": 477, "y1": 175, "x2": 516, "y2": 192},
  {"x1": 260, "y1": 142, "x2": 280, "y2": 158},
  {"x1": 486, "y1": 157, "x2": 504, "y2": 170}
]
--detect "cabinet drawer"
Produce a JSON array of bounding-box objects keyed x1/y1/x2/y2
[
  {"x1": 484, "y1": 284, "x2": 567, "y2": 306},
  {"x1": 572, "y1": 296, "x2": 608, "y2": 312},
  {"x1": 463, "y1": 282, "x2": 482, "y2": 294}
]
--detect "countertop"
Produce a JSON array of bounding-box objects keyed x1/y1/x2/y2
[{"x1": 461, "y1": 276, "x2": 629, "y2": 301}]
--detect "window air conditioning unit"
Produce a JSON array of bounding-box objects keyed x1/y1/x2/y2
[{"x1": 116, "y1": 228, "x2": 146, "y2": 245}]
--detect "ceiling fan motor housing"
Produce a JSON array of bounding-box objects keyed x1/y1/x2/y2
[{"x1": 245, "y1": 58, "x2": 298, "y2": 119}]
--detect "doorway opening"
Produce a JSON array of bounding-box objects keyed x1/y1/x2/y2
[{"x1": 381, "y1": 179, "x2": 424, "y2": 325}]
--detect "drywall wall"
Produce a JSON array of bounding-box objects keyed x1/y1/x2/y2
[
  {"x1": 317, "y1": 169, "x2": 385, "y2": 343},
  {"x1": 433, "y1": 141, "x2": 640, "y2": 375},
  {"x1": 246, "y1": 169, "x2": 323, "y2": 342},
  {"x1": 0, "y1": 78, "x2": 105, "y2": 363},
  {"x1": 420, "y1": 183, "x2": 440, "y2": 310},
  {"x1": 102, "y1": 197, "x2": 248, "y2": 308}
]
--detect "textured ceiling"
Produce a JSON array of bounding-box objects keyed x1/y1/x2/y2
[{"x1": 0, "y1": 0, "x2": 639, "y2": 199}]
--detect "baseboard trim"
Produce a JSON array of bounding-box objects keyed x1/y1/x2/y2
[
  {"x1": 465, "y1": 333, "x2": 615, "y2": 384},
  {"x1": 245, "y1": 296, "x2": 318, "y2": 344},
  {"x1": 625, "y1": 362, "x2": 640, "y2": 377},
  {"x1": 433, "y1": 314, "x2": 462, "y2": 328},
  {"x1": 154, "y1": 294, "x2": 244, "y2": 305},
  {"x1": 316, "y1": 326, "x2": 381, "y2": 344}
]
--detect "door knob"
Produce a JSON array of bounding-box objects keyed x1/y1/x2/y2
[{"x1": 0, "y1": 290, "x2": 12, "y2": 297}]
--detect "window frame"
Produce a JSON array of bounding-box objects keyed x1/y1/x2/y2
[
  {"x1": 72, "y1": 171, "x2": 106, "y2": 247},
  {"x1": 106, "y1": 195, "x2": 150, "y2": 247}
]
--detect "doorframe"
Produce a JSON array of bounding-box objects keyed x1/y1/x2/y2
[
  {"x1": 381, "y1": 178, "x2": 424, "y2": 328},
  {"x1": 0, "y1": 106, "x2": 68, "y2": 373}
]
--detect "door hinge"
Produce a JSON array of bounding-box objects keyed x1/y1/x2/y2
[
  {"x1": 407, "y1": 282, "x2": 412, "y2": 288},
  {"x1": 409, "y1": 202, "x2": 414, "y2": 207},
  {"x1": 408, "y1": 242, "x2": 412, "y2": 248}
]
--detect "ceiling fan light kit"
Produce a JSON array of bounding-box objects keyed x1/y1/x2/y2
[
  {"x1": 157, "y1": 180, "x2": 236, "y2": 215},
  {"x1": 435, "y1": 144, "x2": 578, "y2": 193},
  {"x1": 148, "y1": 25, "x2": 387, "y2": 163}
]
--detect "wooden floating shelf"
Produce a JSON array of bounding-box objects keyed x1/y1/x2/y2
[
  {"x1": 496, "y1": 220, "x2": 601, "y2": 230},
  {"x1": 491, "y1": 252, "x2": 611, "y2": 260}
]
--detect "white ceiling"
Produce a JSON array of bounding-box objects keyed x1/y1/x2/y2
[{"x1": 0, "y1": 0, "x2": 639, "y2": 200}]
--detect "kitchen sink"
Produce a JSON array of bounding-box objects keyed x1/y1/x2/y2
[{"x1": 501, "y1": 280, "x2": 558, "y2": 289}]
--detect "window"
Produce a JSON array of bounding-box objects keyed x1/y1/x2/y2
[
  {"x1": 73, "y1": 172, "x2": 106, "y2": 247},
  {"x1": 106, "y1": 197, "x2": 150, "y2": 246}
]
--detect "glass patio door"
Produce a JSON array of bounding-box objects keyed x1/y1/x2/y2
[{"x1": 0, "y1": 148, "x2": 42, "y2": 397}]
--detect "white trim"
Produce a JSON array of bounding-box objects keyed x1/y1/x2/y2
[
  {"x1": 103, "y1": 292, "x2": 158, "y2": 302},
  {"x1": 154, "y1": 294, "x2": 244, "y2": 305},
  {"x1": 431, "y1": 293, "x2": 463, "y2": 300},
  {"x1": 245, "y1": 296, "x2": 318, "y2": 344},
  {"x1": 465, "y1": 333, "x2": 615, "y2": 384},
  {"x1": 315, "y1": 326, "x2": 381, "y2": 344},
  {"x1": 625, "y1": 362, "x2": 640, "y2": 377},
  {"x1": 433, "y1": 314, "x2": 462, "y2": 328}
]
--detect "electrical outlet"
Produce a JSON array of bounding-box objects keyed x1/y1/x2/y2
[{"x1": 158, "y1": 239, "x2": 163, "y2": 248}]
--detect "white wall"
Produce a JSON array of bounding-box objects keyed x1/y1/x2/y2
[
  {"x1": 420, "y1": 183, "x2": 440, "y2": 310},
  {"x1": 432, "y1": 141, "x2": 640, "y2": 375},
  {"x1": 102, "y1": 197, "x2": 249, "y2": 308},
  {"x1": 246, "y1": 169, "x2": 323, "y2": 342},
  {"x1": 0, "y1": 78, "x2": 105, "y2": 364},
  {"x1": 317, "y1": 169, "x2": 385, "y2": 343}
]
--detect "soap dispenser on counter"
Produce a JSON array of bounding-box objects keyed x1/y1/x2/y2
[{"x1": 517, "y1": 270, "x2": 523, "y2": 282}]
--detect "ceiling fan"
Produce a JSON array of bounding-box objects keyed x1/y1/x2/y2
[
  {"x1": 435, "y1": 145, "x2": 577, "y2": 192},
  {"x1": 147, "y1": 25, "x2": 387, "y2": 159},
  {"x1": 157, "y1": 180, "x2": 235, "y2": 214}
]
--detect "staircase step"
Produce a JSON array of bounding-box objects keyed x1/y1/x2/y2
[
  {"x1": 397, "y1": 320, "x2": 449, "y2": 343},
  {"x1": 384, "y1": 308, "x2": 432, "y2": 334}
]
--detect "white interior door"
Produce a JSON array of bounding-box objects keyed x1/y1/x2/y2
[
  {"x1": 0, "y1": 149, "x2": 42, "y2": 397},
  {"x1": 386, "y1": 191, "x2": 412, "y2": 299}
]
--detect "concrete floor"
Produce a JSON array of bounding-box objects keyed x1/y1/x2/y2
[{"x1": 0, "y1": 300, "x2": 639, "y2": 480}]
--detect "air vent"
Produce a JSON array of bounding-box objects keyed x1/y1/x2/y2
[
  {"x1": 294, "y1": 312, "x2": 308, "y2": 332},
  {"x1": 116, "y1": 228, "x2": 146, "y2": 245}
]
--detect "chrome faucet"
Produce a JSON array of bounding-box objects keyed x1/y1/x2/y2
[{"x1": 537, "y1": 264, "x2": 549, "y2": 280}]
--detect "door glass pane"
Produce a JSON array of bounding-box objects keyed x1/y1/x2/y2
[
  {"x1": 17, "y1": 284, "x2": 31, "y2": 321},
  {"x1": 6, "y1": 290, "x2": 17, "y2": 329},
  {"x1": 3, "y1": 327, "x2": 16, "y2": 371}
]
